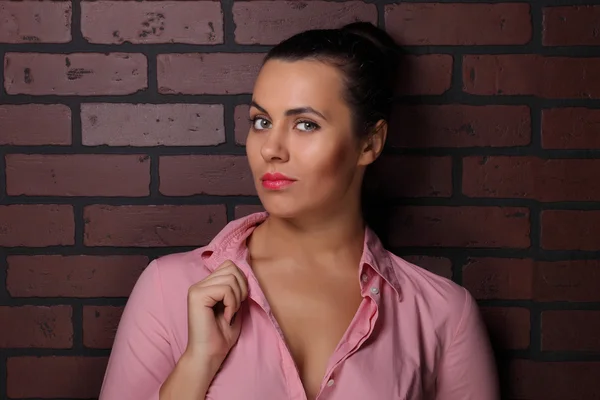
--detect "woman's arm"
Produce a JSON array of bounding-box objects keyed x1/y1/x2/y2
[
  {"x1": 99, "y1": 259, "x2": 204, "y2": 400},
  {"x1": 159, "y1": 350, "x2": 220, "y2": 399},
  {"x1": 435, "y1": 288, "x2": 500, "y2": 400}
]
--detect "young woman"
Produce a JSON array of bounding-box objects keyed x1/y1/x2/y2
[{"x1": 99, "y1": 22, "x2": 499, "y2": 400}]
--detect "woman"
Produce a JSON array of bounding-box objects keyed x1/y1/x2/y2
[{"x1": 99, "y1": 22, "x2": 499, "y2": 400}]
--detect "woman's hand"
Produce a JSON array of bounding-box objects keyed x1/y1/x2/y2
[{"x1": 185, "y1": 260, "x2": 249, "y2": 365}]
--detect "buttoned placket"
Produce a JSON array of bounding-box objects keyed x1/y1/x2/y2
[{"x1": 316, "y1": 266, "x2": 383, "y2": 399}]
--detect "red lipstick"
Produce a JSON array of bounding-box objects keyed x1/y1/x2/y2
[{"x1": 261, "y1": 172, "x2": 296, "y2": 190}]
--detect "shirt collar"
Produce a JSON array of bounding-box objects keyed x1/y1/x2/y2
[{"x1": 201, "y1": 212, "x2": 402, "y2": 300}]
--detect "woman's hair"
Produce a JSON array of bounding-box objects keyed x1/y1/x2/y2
[{"x1": 263, "y1": 22, "x2": 400, "y2": 138}]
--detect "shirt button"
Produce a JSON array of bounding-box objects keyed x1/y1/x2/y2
[
  {"x1": 327, "y1": 379, "x2": 335, "y2": 387},
  {"x1": 361, "y1": 273, "x2": 368, "y2": 283},
  {"x1": 370, "y1": 286, "x2": 380, "y2": 295}
]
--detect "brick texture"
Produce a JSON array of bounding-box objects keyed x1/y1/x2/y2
[
  {"x1": 543, "y1": 6, "x2": 600, "y2": 46},
  {"x1": 81, "y1": 1, "x2": 223, "y2": 45},
  {"x1": 403, "y1": 256, "x2": 452, "y2": 279},
  {"x1": 0, "y1": 1, "x2": 72, "y2": 44},
  {"x1": 464, "y1": 258, "x2": 600, "y2": 302},
  {"x1": 0, "y1": 104, "x2": 71, "y2": 145},
  {"x1": 233, "y1": 1, "x2": 377, "y2": 45},
  {"x1": 157, "y1": 53, "x2": 264, "y2": 94},
  {"x1": 82, "y1": 103, "x2": 225, "y2": 146},
  {"x1": 84, "y1": 205, "x2": 227, "y2": 247},
  {"x1": 509, "y1": 360, "x2": 600, "y2": 400},
  {"x1": 387, "y1": 207, "x2": 530, "y2": 248},
  {"x1": 463, "y1": 258, "x2": 534, "y2": 300},
  {"x1": 542, "y1": 107, "x2": 600, "y2": 149},
  {"x1": 541, "y1": 210, "x2": 600, "y2": 250},
  {"x1": 542, "y1": 310, "x2": 600, "y2": 351},
  {"x1": 463, "y1": 55, "x2": 600, "y2": 98},
  {"x1": 1, "y1": 1, "x2": 598, "y2": 398},
  {"x1": 7, "y1": 255, "x2": 149, "y2": 297},
  {"x1": 398, "y1": 54, "x2": 453, "y2": 95},
  {"x1": 364, "y1": 156, "x2": 452, "y2": 197},
  {"x1": 480, "y1": 307, "x2": 530, "y2": 350},
  {"x1": 0, "y1": 306, "x2": 72, "y2": 348},
  {"x1": 0, "y1": 205, "x2": 74, "y2": 247},
  {"x1": 6, "y1": 154, "x2": 150, "y2": 196},
  {"x1": 4, "y1": 52, "x2": 147, "y2": 95},
  {"x1": 83, "y1": 306, "x2": 124, "y2": 349},
  {"x1": 534, "y1": 260, "x2": 600, "y2": 302},
  {"x1": 463, "y1": 157, "x2": 600, "y2": 201},
  {"x1": 7, "y1": 356, "x2": 108, "y2": 398},
  {"x1": 160, "y1": 155, "x2": 255, "y2": 196},
  {"x1": 234, "y1": 204, "x2": 265, "y2": 219},
  {"x1": 385, "y1": 3, "x2": 531, "y2": 45},
  {"x1": 388, "y1": 105, "x2": 531, "y2": 148}
]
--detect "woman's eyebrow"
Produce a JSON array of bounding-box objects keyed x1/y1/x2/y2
[
  {"x1": 284, "y1": 107, "x2": 327, "y2": 121},
  {"x1": 250, "y1": 101, "x2": 327, "y2": 121}
]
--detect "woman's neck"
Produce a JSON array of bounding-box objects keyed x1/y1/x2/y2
[{"x1": 249, "y1": 209, "x2": 366, "y2": 271}]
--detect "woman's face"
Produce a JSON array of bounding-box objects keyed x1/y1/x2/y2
[{"x1": 246, "y1": 59, "x2": 378, "y2": 219}]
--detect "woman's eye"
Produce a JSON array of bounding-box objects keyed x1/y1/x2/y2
[
  {"x1": 295, "y1": 121, "x2": 319, "y2": 132},
  {"x1": 252, "y1": 117, "x2": 271, "y2": 130}
]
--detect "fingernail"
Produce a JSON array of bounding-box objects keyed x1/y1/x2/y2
[{"x1": 230, "y1": 312, "x2": 237, "y2": 326}]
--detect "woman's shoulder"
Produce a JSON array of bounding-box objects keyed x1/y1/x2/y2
[
  {"x1": 386, "y1": 251, "x2": 477, "y2": 336},
  {"x1": 150, "y1": 248, "x2": 213, "y2": 291}
]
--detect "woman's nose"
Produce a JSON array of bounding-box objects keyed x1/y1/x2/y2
[{"x1": 260, "y1": 129, "x2": 289, "y2": 162}]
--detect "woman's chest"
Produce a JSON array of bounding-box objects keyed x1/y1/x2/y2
[{"x1": 200, "y1": 300, "x2": 435, "y2": 400}]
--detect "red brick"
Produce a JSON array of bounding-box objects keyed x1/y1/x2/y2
[
  {"x1": 543, "y1": 6, "x2": 600, "y2": 46},
  {"x1": 235, "y1": 104, "x2": 251, "y2": 145},
  {"x1": 0, "y1": 1, "x2": 71, "y2": 43},
  {"x1": 81, "y1": 103, "x2": 224, "y2": 147},
  {"x1": 509, "y1": 360, "x2": 600, "y2": 400},
  {"x1": 465, "y1": 258, "x2": 600, "y2": 302},
  {"x1": 0, "y1": 104, "x2": 71, "y2": 145},
  {"x1": 463, "y1": 258, "x2": 533, "y2": 300},
  {"x1": 82, "y1": 1, "x2": 223, "y2": 44},
  {"x1": 0, "y1": 205, "x2": 74, "y2": 247},
  {"x1": 0, "y1": 306, "x2": 72, "y2": 348},
  {"x1": 398, "y1": 54, "x2": 453, "y2": 95},
  {"x1": 387, "y1": 207, "x2": 530, "y2": 248},
  {"x1": 233, "y1": 1, "x2": 376, "y2": 44},
  {"x1": 6, "y1": 154, "x2": 150, "y2": 196},
  {"x1": 542, "y1": 310, "x2": 600, "y2": 351},
  {"x1": 534, "y1": 260, "x2": 600, "y2": 302},
  {"x1": 364, "y1": 156, "x2": 452, "y2": 198},
  {"x1": 480, "y1": 307, "x2": 530, "y2": 350},
  {"x1": 542, "y1": 107, "x2": 600, "y2": 149},
  {"x1": 386, "y1": 3, "x2": 531, "y2": 45},
  {"x1": 84, "y1": 205, "x2": 227, "y2": 247},
  {"x1": 158, "y1": 53, "x2": 263, "y2": 95},
  {"x1": 388, "y1": 105, "x2": 530, "y2": 148},
  {"x1": 463, "y1": 157, "x2": 600, "y2": 201},
  {"x1": 403, "y1": 256, "x2": 452, "y2": 279},
  {"x1": 234, "y1": 205, "x2": 265, "y2": 219},
  {"x1": 464, "y1": 55, "x2": 600, "y2": 98},
  {"x1": 7, "y1": 356, "x2": 107, "y2": 398},
  {"x1": 83, "y1": 306, "x2": 124, "y2": 349},
  {"x1": 4, "y1": 52, "x2": 147, "y2": 95},
  {"x1": 541, "y1": 210, "x2": 600, "y2": 250},
  {"x1": 7, "y1": 255, "x2": 148, "y2": 298},
  {"x1": 160, "y1": 155, "x2": 255, "y2": 196}
]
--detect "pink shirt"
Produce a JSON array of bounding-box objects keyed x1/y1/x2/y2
[{"x1": 99, "y1": 212, "x2": 499, "y2": 400}]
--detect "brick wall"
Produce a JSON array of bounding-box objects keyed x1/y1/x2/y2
[{"x1": 1, "y1": 1, "x2": 599, "y2": 398}]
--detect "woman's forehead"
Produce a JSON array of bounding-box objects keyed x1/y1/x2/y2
[{"x1": 252, "y1": 59, "x2": 347, "y2": 114}]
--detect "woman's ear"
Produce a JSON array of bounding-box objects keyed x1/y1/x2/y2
[{"x1": 358, "y1": 119, "x2": 387, "y2": 166}]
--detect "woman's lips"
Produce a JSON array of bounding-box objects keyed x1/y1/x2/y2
[{"x1": 261, "y1": 172, "x2": 296, "y2": 190}]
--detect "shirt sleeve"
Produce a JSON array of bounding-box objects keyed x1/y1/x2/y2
[
  {"x1": 99, "y1": 259, "x2": 175, "y2": 400},
  {"x1": 435, "y1": 288, "x2": 500, "y2": 400}
]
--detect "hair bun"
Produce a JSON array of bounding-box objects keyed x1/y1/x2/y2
[{"x1": 341, "y1": 22, "x2": 399, "y2": 58}]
